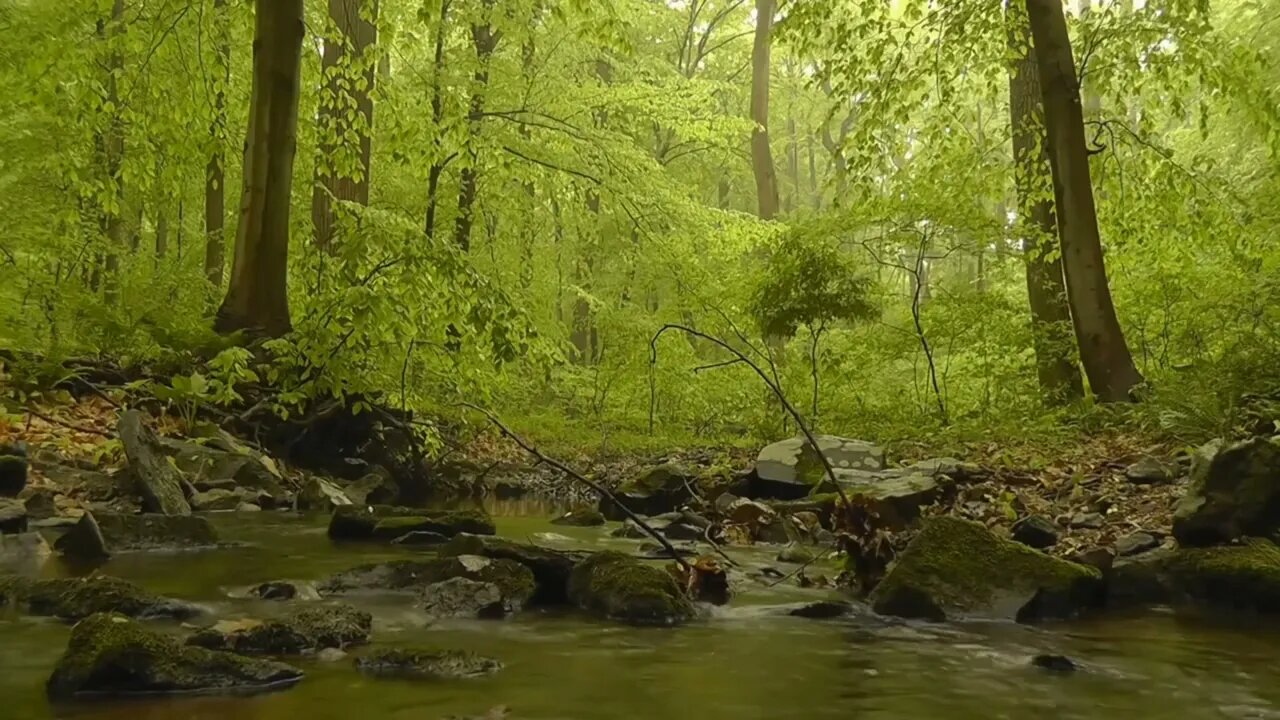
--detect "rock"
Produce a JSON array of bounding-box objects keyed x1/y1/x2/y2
[
  {"x1": 441, "y1": 533, "x2": 587, "y2": 605},
  {"x1": 530, "y1": 532, "x2": 575, "y2": 544},
  {"x1": 0, "y1": 443, "x2": 28, "y2": 497},
  {"x1": 1173, "y1": 437, "x2": 1280, "y2": 546},
  {"x1": 316, "y1": 647, "x2": 347, "y2": 662},
  {"x1": 1116, "y1": 532, "x2": 1160, "y2": 557},
  {"x1": 21, "y1": 488, "x2": 57, "y2": 520},
  {"x1": 54, "y1": 511, "x2": 218, "y2": 560},
  {"x1": 392, "y1": 530, "x2": 450, "y2": 546},
  {"x1": 160, "y1": 435, "x2": 286, "y2": 502},
  {"x1": 713, "y1": 492, "x2": 741, "y2": 514},
  {"x1": 610, "y1": 519, "x2": 654, "y2": 539},
  {"x1": 47, "y1": 613, "x2": 302, "y2": 699},
  {"x1": 787, "y1": 601, "x2": 853, "y2": 619},
  {"x1": 752, "y1": 435, "x2": 885, "y2": 499},
  {"x1": 868, "y1": 517, "x2": 1102, "y2": 622},
  {"x1": 118, "y1": 410, "x2": 191, "y2": 515},
  {"x1": 551, "y1": 508, "x2": 606, "y2": 527},
  {"x1": 320, "y1": 555, "x2": 535, "y2": 606},
  {"x1": 355, "y1": 648, "x2": 501, "y2": 680},
  {"x1": 636, "y1": 541, "x2": 698, "y2": 560},
  {"x1": 191, "y1": 488, "x2": 245, "y2": 511},
  {"x1": 1011, "y1": 515, "x2": 1060, "y2": 549},
  {"x1": 1070, "y1": 512, "x2": 1106, "y2": 530},
  {"x1": 0, "y1": 574, "x2": 202, "y2": 621},
  {"x1": 727, "y1": 499, "x2": 775, "y2": 527},
  {"x1": 343, "y1": 469, "x2": 400, "y2": 507},
  {"x1": 188, "y1": 604, "x2": 371, "y2": 655},
  {"x1": 777, "y1": 545, "x2": 816, "y2": 564},
  {"x1": 1125, "y1": 456, "x2": 1174, "y2": 484},
  {"x1": 296, "y1": 477, "x2": 353, "y2": 512},
  {"x1": 250, "y1": 582, "x2": 320, "y2": 602},
  {"x1": 0, "y1": 531, "x2": 51, "y2": 572},
  {"x1": 662, "y1": 522, "x2": 704, "y2": 541},
  {"x1": 1109, "y1": 539, "x2": 1280, "y2": 612},
  {"x1": 756, "y1": 517, "x2": 795, "y2": 545},
  {"x1": 420, "y1": 578, "x2": 518, "y2": 619},
  {"x1": 598, "y1": 463, "x2": 697, "y2": 521},
  {"x1": 1073, "y1": 547, "x2": 1116, "y2": 574},
  {"x1": 0, "y1": 498, "x2": 28, "y2": 534},
  {"x1": 568, "y1": 551, "x2": 695, "y2": 625},
  {"x1": 327, "y1": 505, "x2": 496, "y2": 542},
  {"x1": 237, "y1": 502, "x2": 262, "y2": 513},
  {"x1": 1032, "y1": 654, "x2": 1078, "y2": 673}
]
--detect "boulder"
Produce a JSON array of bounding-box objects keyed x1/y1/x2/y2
[
  {"x1": 0, "y1": 498, "x2": 27, "y2": 534},
  {"x1": 751, "y1": 435, "x2": 885, "y2": 499},
  {"x1": 327, "y1": 505, "x2": 495, "y2": 542},
  {"x1": 420, "y1": 578, "x2": 518, "y2": 619},
  {"x1": 567, "y1": 551, "x2": 695, "y2": 626},
  {"x1": 1125, "y1": 456, "x2": 1174, "y2": 485},
  {"x1": 0, "y1": 574, "x2": 202, "y2": 621},
  {"x1": 1173, "y1": 437, "x2": 1280, "y2": 546},
  {"x1": 160, "y1": 435, "x2": 286, "y2": 502},
  {"x1": 441, "y1": 533, "x2": 587, "y2": 605},
  {"x1": 319, "y1": 555, "x2": 535, "y2": 606},
  {"x1": 1116, "y1": 531, "x2": 1160, "y2": 557},
  {"x1": 22, "y1": 487, "x2": 57, "y2": 520},
  {"x1": 296, "y1": 477, "x2": 353, "y2": 512},
  {"x1": 551, "y1": 508, "x2": 606, "y2": 527},
  {"x1": 47, "y1": 613, "x2": 302, "y2": 699},
  {"x1": 868, "y1": 517, "x2": 1102, "y2": 622},
  {"x1": 1032, "y1": 654, "x2": 1078, "y2": 673},
  {"x1": 1011, "y1": 515, "x2": 1060, "y2": 550},
  {"x1": 355, "y1": 648, "x2": 501, "y2": 680},
  {"x1": 342, "y1": 469, "x2": 400, "y2": 507},
  {"x1": 598, "y1": 464, "x2": 696, "y2": 521},
  {"x1": 118, "y1": 411, "x2": 191, "y2": 515},
  {"x1": 0, "y1": 443, "x2": 28, "y2": 497},
  {"x1": 188, "y1": 604, "x2": 372, "y2": 655},
  {"x1": 1109, "y1": 539, "x2": 1280, "y2": 613},
  {"x1": 54, "y1": 511, "x2": 218, "y2": 560}
]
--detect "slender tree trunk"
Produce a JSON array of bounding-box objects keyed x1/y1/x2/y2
[
  {"x1": 785, "y1": 113, "x2": 799, "y2": 214},
  {"x1": 423, "y1": 0, "x2": 451, "y2": 238},
  {"x1": 215, "y1": 0, "x2": 305, "y2": 337},
  {"x1": 97, "y1": 0, "x2": 126, "y2": 305},
  {"x1": 1026, "y1": 0, "x2": 1141, "y2": 402},
  {"x1": 312, "y1": 0, "x2": 378, "y2": 252},
  {"x1": 453, "y1": 9, "x2": 500, "y2": 252},
  {"x1": 750, "y1": 0, "x2": 779, "y2": 220},
  {"x1": 807, "y1": 135, "x2": 820, "y2": 210},
  {"x1": 1007, "y1": 5, "x2": 1084, "y2": 406},
  {"x1": 205, "y1": 0, "x2": 229, "y2": 288},
  {"x1": 156, "y1": 206, "x2": 169, "y2": 260}
]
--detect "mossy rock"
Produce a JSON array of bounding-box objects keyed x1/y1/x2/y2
[
  {"x1": 47, "y1": 613, "x2": 302, "y2": 699},
  {"x1": 319, "y1": 555, "x2": 535, "y2": 605},
  {"x1": 441, "y1": 533, "x2": 588, "y2": 605},
  {"x1": 1110, "y1": 539, "x2": 1280, "y2": 613},
  {"x1": 0, "y1": 574, "x2": 203, "y2": 621},
  {"x1": 567, "y1": 551, "x2": 695, "y2": 626},
  {"x1": 355, "y1": 648, "x2": 501, "y2": 680},
  {"x1": 0, "y1": 451, "x2": 27, "y2": 498},
  {"x1": 327, "y1": 505, "x2": 495, "y2": 542},
  {"x1": 187, "y1": 604, "x2": 371, "y2": 656},
  {"x1": 550, "y1": 508, "x2": 606, "y2": 527},
  {"x1": 1173, "y1": 437, "x2": 1280, "y2": 546},
  {"x1": 598, "y1": 464, "x2": 696, "y2": 521},
  {"x1": 54, "y1": 512, "x2": 218, "y2": 560},
  {"x1": 869, "y1": 517, "x2": 1102, "y2": 622}
]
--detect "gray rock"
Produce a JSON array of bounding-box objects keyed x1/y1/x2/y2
[
  {"x1": 1073, "y1": 547, "x2": 1116, "y2": 573},
  {"x1": 249, "y1": 581, "x2": 319, "y2": 601},
  {"x1": 0, "y1": 498, "x2": 28, "y2": 534},
  {"x1": 119, "y1": 411, "x2": 190, "y2": 515},
  {"x1": 54, "y1": 511, "x2": 217, "y2": 559},
  {"x1": 160, "y1": 434, "x2": 285, "y2": 502},
  {"x1": 756, "y1": 517, "x2": 794, "y2": 545},
  {"x1": 1012, "y1": 515, "x2": 1060, "y2": 549},
  {"x1": 420, "y1": 577, "x2": 517, "y2": 619},
  {"x1": 355, "y1": 648, "x2": 501, "y2": 680},
  {"x1": 753, "y1": 435, "x2": 886, "y2": 499},
  {"x1": 236, "y1": 502, "x2": 262, "y2": 513},
  {"x1": 21, "y1": 488, "x2": 56, "y2": 520},
  {"x1": 1125, "y1": 456, "x2": 1174, "y2": 484},
  {"x1": 1108, "y1": 540, "x2": 1280, "y2": 613},
  {"x1": 295, "y1": 477, "x2": 352, "y2": 511},
  {"x1": 53, "y1": 510, "x2": 108, "y2": 560},
  {"x1": 1173, "y1": 437, "x2": 1280, "y2": 546},
  {"x1": 441, "y1": 534, "x2": 587, "y2": 605},
  {"x1": 1, "y1": 574, "x2": 203, "y2": 621},
  {"x1": 192, "y1": 488, "x2": 245, "y2": 511},
  {"x1": 0, "y1": 444, "x2": 27, "y2": 497},
  {"x1": 343, "y1": 469, "x2": 399, "y2": 506},
  {"x1": 315, "y1": 648, "x2": 347, "y2": 663},
  {"x1": 187, "y1": 604, "x2": 371, "y2": 655},
  {"x1": 327, "y1": 505, "x2": 495, "y2": 542},
  {"x1": 598, "y1": 464, "x2": 696, "y2": 521},
  {"x1": 1070, "y1": 512, "x2": 1106, "y2": 530},
  {"x1": 1116, "y1": 532, "x2": 1160, "y2": 557}
]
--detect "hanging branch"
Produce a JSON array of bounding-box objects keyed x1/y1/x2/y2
[{"x1": 459, "y1": 402, "x2": 691, "y2": 574}]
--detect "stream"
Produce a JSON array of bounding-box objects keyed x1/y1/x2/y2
[{"x1": 4, "y1": 502, "x2": 1280, "y2": 720}]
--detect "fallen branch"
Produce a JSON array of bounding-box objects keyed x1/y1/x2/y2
[{"x1": 24, "y1": 407, "x2": 113, "y2": 437}]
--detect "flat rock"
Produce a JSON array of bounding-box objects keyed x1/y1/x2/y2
[
  {"x1": 1116, "y1": 532, "x2": 1160, "y2": 557},
  {"x1": 118, "y1": 410, "x2": 190, "y2": 515},
  {"x1": 249, "y1": 581, "x2": 320, "y2": 602},
  {"x1": 21, "y1": 488, "x2": 57, "y2": 520},
  {"x1": 752, "y1": 435, "x2": 885, "y2": 499},
  {"x1": 355, "y1": 648, "x2": 501, "y2": 680},
  {"x1": 1070, "y1": 512, "x2": 1105, "y2": 530},
  {"x1": 160, "y1": 435, "x2": 285, "y2": 502},
  {"x1": 1125, "y1": 456, "x2": 1174, "y2": 484},
  {"x1": 0, "y1": 574, "x2": 202, "y2": 621},
  {"x1": 188, "y1": 604, "x2": 371, "y2": 655},
  {"x1": 776, "y1": 545, "x2": 816, "y2": 564},
  {"x1": 320, "y1": 555, "x2": 536, "y2": 609},
  {"x1": 54, "y1": 511, "x2": 218, "y2": 560},
  {"x1": 343, "y1": 470, "x2": 400, "y2": 507},
  {"x1": 192, "y1": 488, "x2": 247, "y2": 511},
  {"x1": 47, "y1": 613, "x2": 302, "y2": 699}
]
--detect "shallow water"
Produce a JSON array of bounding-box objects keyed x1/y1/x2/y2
[{"x1": 4, "y1": 505, "x2": 1280, "y2": 720}]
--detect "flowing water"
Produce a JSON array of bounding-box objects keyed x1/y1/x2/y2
[{"x1": 4, "y1": 504, "x2": 1280, "y2": 720}]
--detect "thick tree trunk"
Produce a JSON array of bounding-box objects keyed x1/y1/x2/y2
[
  {"x1": 205, "y1": 0, "x2": 229, "y2": 288},
  {"x1": 312, "y1": 0, "x2": 378, "y2": 252},
  {"x1": 750, "y1": 0, "x2": 779, "y2": 220},
  {"x1": 1007, "y1": 5, "x2": 1084, "y2": 406},
  {"x1": 215, "y1": 0, "x2": 305, "y2": 337},
  {"x1": 453, "y1": 13, "x2": 500, "y2": 253},
  {"x1": 1026, "y1": 0, "x2": 1141, "y2": 402}
]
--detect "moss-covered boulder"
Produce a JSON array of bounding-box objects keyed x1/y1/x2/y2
[
  {"x1": 319, "y1": 555, "x2": 535, "y2": 605},
  {"x1": 420, "y1": 578, "x2": 517, "y2": 619},
  {"x1": 187, "y1": 604, "x2": 371, "y2": 656},
  {"x1": 1173, "y1": 437, "x2": 1280, "y2": 546},
  {"x1": 567, "y1": 551, "x2": 695, "y2": 626},
  {"x1": 355, "y1": 648, "x2": 501, "y2": 680},
  {"x1": 54, "y1": 511, "x2": 218, "y2": 561},
  {"x1": 1109, "y1": 539, "x2": 1280, "y2": 613},
  {"x1": 0, "y1": 574, "x2": 203, "y2": 621},
  {"x1": 47, "y1": 613, "x2": 302, "y2": 699},
  {"x1": 598, "y1": 464, "x2": 696, "y2": 521},
  {"x1": 441, "y1": 533, "x2": 588, "y2": 605},
  {"x1": 868, "y1": 517, "x2": 1102, "y2": 622},
  {"x1": 327, "y1": 505, "x2": 495, "y2": 542}
]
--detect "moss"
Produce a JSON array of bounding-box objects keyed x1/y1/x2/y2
[
  {"x1": 47, "y1": 613, "x2": 302, "y2": 698},
  {"x1": 189, "y1": 605, "x2": 372, "y2": 656},
  {"x1": 329, "y1": 505, "x2": 495, "y2": 542},
  {"x1": 567, "y1": 551, "x2": 695, "y2": 626},
  {"x1": 1173, "y1": 438, "x2": 1280, "y2": 545},
  {"x1": 355, "y1": 648, "x2": 501, "y2": 680},
  {"x1": 869, "y1": 517, "x2": 1101, "y2": 622},
  {"x1": 320, "y1": 556, "x2": 535, "y2": 603},
  {"x1": 1161, "y1": 539, "x2": 1280, "y2": 612},
  {"x1": 87, "y1": 512, "x2": 219, "y2": 549},
  {"x1": 6, "y1": 575, "x2": 202, "y2": 621},
  {"x1": 441, "y1": 534, "x2": 584, "y2": 605}
]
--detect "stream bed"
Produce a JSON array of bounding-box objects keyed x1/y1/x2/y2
[{"x1": 3, "y1": 505, "x2": 1280, "y2": 720}]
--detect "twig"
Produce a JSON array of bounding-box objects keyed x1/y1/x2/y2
[
  {"x1": 767, "y1": 547, "x2": 832, "y2": 588},
  {"x1": 24, "y1": 407, "x2": 113, "y2": 437},
  {"x1": 459, "y1": 402, "x2": 691, "y2": 574}
]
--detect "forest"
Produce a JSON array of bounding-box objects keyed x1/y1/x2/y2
[{"x1": 1, "y1": 0, "x2": 1280, "y2": 718}]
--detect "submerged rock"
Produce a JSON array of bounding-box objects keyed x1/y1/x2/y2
[
  {"x1": 1109, "y1": 539, "x2": 1280, "y2": 613},
  {"x1": 118, "y1": 410, "x2": 191, "y2": 515},
  {"x1": 550, "y1": 508, "x2": 606, "y2": 527},
  {"x1": 0, "y1": 574, "x2": 202, "y2": 621},
  {"x1": 868, "y1": 517, "x2": 1101, "y2": 622},
  {"x1": 188, "y1": 604, "x2": 371, "y2": 656},
  {"x1": 0, "y1": 498, "x2": 27, "y2": 534},
  {"x1": 327, "y1": 505, "x2": 495, "y2": 542},
  {"x1": 47, "y1": 613, "x2": 302, "y2": 699},
  {"x1": 567, "y1": 551, "x2": 695, "y2": 626},
  {"x1": 320, "y1": 555, "x2": 535, "y2": 607},
  {"x1": 355, "y1": 648, "x2": 501, "y2": 680},
  {"x1": 1173, "y1": 437, "x2": 1280, "y2": 546},
  {"x1": 598, "y1": 464, "x2": 697, "y2": 521},
  {"x1": 54, "y1": 511, "x2": 218, "y2": 560},
  {"x1": 442, "y1": 533, "x2": 587, "y2": 605},
  {"x1": 420, "y1": 578, "x2": 518, "y2": 619},
  {"x1": 1011, "y1": 515, "x2": 1060, "y2": 550}
]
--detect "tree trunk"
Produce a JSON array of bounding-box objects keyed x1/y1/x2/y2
[
  {"x1": 215, "y1": 0, "x2": 305, "y2": 338},
  {"x1": 1025, "y1": 0, "x2": 1141, "y2": 402},
  {"x1": 750, "y1": 0, "x2": 779, "y2": 220},
  {"x1": 312, "y1": 0, "x2": 378, "y2": 252},
  {"x1": 205, "y1": 0, "x2": 229, "y2": 288},
  {"x1": 423, "y1": 0, "x2": 451, "y2": 239},
  {"x1": 453, "y1": 10, "x2": 500, "y2": 253},
  {"x1": 1007, "y1": 5, "x2": 1084, "y2": 406},
  {"x1": 98, "y1": 0, "x2": 126, "y2": 306}
]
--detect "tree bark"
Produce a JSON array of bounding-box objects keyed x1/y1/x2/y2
[
  {"x1": 750, "y1": 0, "x2": 779, "y2": 220},
  {"x1": 312, "y1": 0, "x2": 378, "y2": 252},
  {"x1": 205, "y1": 0, "x2": 229, "y2": 288},
  {"x1": 1025, "y1": 0, "x2": 1142, "y2": 402},
  {"x1": 97, "y1": 0, "x2": 126, "y2": 305},
  {"x1": 423, "y1": 0, "x2": 451, "y2": 239},
  {"x1": 1007, "y1": 5, "x2": 1084, "y2": 406},
  {"x1": 215, "y1": 0, "x2": 306, "y2": 338},
  {"x1": 453, "y1": 8, "x2": 501, "y2": 253}
]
